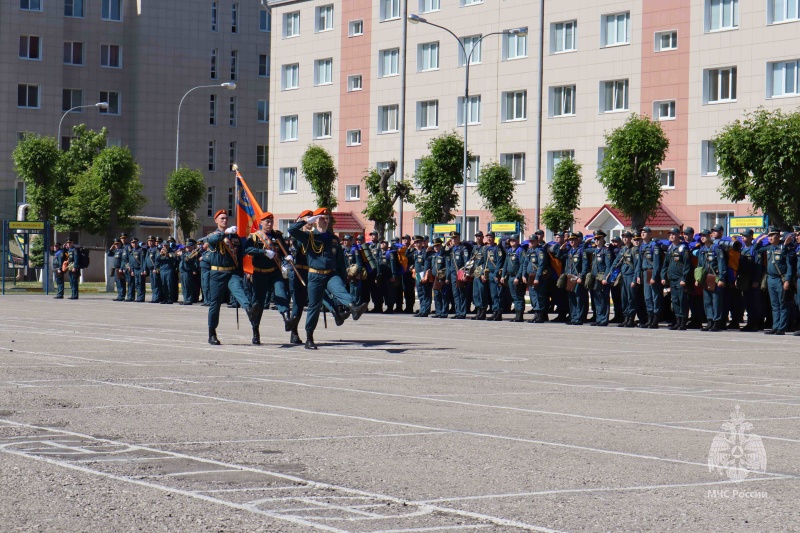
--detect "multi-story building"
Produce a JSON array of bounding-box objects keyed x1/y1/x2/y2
[
  {"x1": 1, "y1": 0, "x2": 271, "y2": 238},
  {"x1": 267, "y1": 0, "x2": 800, "y2": 238}
]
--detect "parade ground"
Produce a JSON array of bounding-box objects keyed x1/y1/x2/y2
[{"x1": 2, "y1": 296, "x2": 799, "y2": 532}]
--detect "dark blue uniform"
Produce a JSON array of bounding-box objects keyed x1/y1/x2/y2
[
  {"x1": 156, "y1": 246, "x2": 178, "y2": 304},
  {"x1": 67, "y1": 247, "x2": 80, "y2": 299},
  {"x1": 503, "y1": 244, "x2": 525, "y2": 316},
  {"x1": 431, "y1": 248, "x2": 448, "y2": 318},
  {"x1": 179, "y1": 248, "x2": 200, "y2": 304},
  {"x1": 470, "y1": 244, "x2": 488, "y2": 313},
  {"x1": 698, "y1": 243, "x2": 727, "y2": 327},
  {"x1": 445, "y1": 241, "x2": 470, "y2": 318},
  {"x1": 409, "y1": 247, "x2": 433, "y2": 316},
  {"x1": 52, "y1": 248, "x2": 65, "y2": 298},
  {"x1": 662, "y1": 242, "x2": 692, "y2": 326},
  {"x1": 109, "y1": 246, "x2": 126, "y2": 300},
  {"x1": 611, "y1": 244, "x2": 637, "y2": 322},
  {"x1": 485, "y1": 243, "x2": 506, "y2": 315},
  {"x1": 636, "y1": 240, "x2": 663, "y2": 323},
  {"x1": 145, "y1": 245, "x2": 163, "y2": 303},
  {"x1": 586, "y1": 244, "x2": 615, "y2": 325},
  {"x1": 127, "y1": 245, "x2": 146, "y2": 302},
  {"x1": 558, "y1": 243, "x2": 588, "y2": 325},
  {"x1": 199, "y1": 248, "x2": 211, "y2": 305},
  {"x1": 521, "y1": 244, "x2": 550, "y2": 318},
  {"x1": 345, "y1": 243, "x2": 364, "y2": 304},
  {"x1": 760, "y1": 241, "x2": 793, "y2": 333}
]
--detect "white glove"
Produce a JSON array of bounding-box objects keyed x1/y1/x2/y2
[
  {"x1": 224, "y1": 226, "x2": 237, "y2": 234},
  {"x1": 285, "y1": 254, "x2": 294, "y2": 262},
  {"x1": 265, "y1": 249, "x2": 276, "y2": 259},
  {"x1": 305, "y1": 215, "x2": 323, "y2": 224}
]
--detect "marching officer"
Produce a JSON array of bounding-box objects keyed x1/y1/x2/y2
[
  {"x1": 52, "y1": 242, "x2": 65, "y2": 299},
  {"x1": 180, "y1": 239, "x2": 200, "y2": 306},
  {"x1": 759, "y1": 227, "x2": 794, "y2": 335},
  {"x1": 109, "y1": 238, "x2": 126, "y2": 301},
  {"x1": 145, "y1": 236, "x2": 163, "y2": 303},
  {"x1": 636, "y1": 227, "x2": 663, "y2": 329},
  {"x1": 521, "y1": 234, "x2": 551, "y2": 323},
  {"x1": 738, "y1": 229, "x2": 764, "y2": 331},
  {"x1": 587, "y1": 230, "x2": 615, "y2": 327},
  {"x1": 697, "y1": 229, "x2": 726, "y2": 332},
  {"x1": 409, "y1": 235, "x2": 433, "y2": 317},
  {"x1": 286, "y1": 210, "x2": 313, "y2": 345},
  {"x1": 127, "y1": 237, "x2": 146, "y2": 302},
  {"x1": 610, "y1": 231, "x2": 637, "y2": 327},
  {"x1": 662, "y1": 227, "x2": 692, "y2": 330},
  {"x1": 483, "y1": 232, "x2": 506, "y2": 321},
  {"x1": 470, "y1": 232, "x2": 488, "y2": 320},
  {"x1": 444, "y1": 231, "x2": 470, "y2": 319},
  {"x1": 503, "y1": 235, "x2": 525, "y2": 322}
]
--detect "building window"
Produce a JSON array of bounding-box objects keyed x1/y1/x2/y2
[
  {"x1": 19, "y1": 35, "x2": 42, "y2": 60},
  {"x1": 229, "y1": 96, "x2": 237, "y2": 127},
  {"x1": 461, "y1": 0, "x2": 483, "y2": 6},
  {"x1": 660, "y1": 169, "x2": 675, "y2": 189},
  {"x1": 230, "y1": 50, "x2": 238, "y2": 81},
  {"x1": 380, "y1": 0, "x2": 400, "y2": 21},
  {"x1": 463, "y1": 217, "x2": 480, "y2": 239},
  {"x1": 769, "y1": 0, "x2": 800, "y2": 23},
  {"x1": 655, "y1": 30, "x2": 678, "y2": 51},
  {"x1": 284, "y1": 11, "x2": 300, "y2": 38},
  {"x1": 457, "y1": 96, "x2": 481, "y2": 125},
  {"x1": 280, "y1": 115, "x2": 299, "y2": 141},
  {"x1": 346, "y1": 129, "x2": 362, "y2": 146},
  {"x1": 706, "y1": 0, "x2": 739, "y2": 31},
  {"x1": 65, "y1": 0, "x2": 85, "y2": 17},
  {"x1": 314, "y1": 58, "x2": 333, "y2": 85},
  {"x1": 546, "y1": 150, "x2": 574, "y2": 182},
  {"x1": 257, "y1": 100, "x2": 269, "y2": 123},
  {"x1": 259, "y1": 9, "x2": 271, "y2": 32},
  {"x1": 211, "y1": 1, "x2": 218, "y2": 31},
  {"x1": 208, "y1": 141, "x2": 216, "y2": 171},
  {"x1": 597, "y1": 147, "x2": 606, "y2": 174},
  {"x1": 259, "y1": 54, "x2": 269, "y2": 77},
  {"x1": 769, "y1": 60, "x2": 800, "y2": 97},
  {"x1": 209, "y1": 94, "x2": 217, "y2": 125},
  {"x1": 313, "y1": 112, "x2": 333, "y2": 139},
  {"x1": 379, "y1": 48, "x2": 400, "y2": 77},
  {"x1": 227, "y1": 187, "x2": 234, "y2": 216},
  {"x1": 504, "y1": 32, "x2": 527, "y2": 60},
  {"x1": 231, "y1": 2, "x2": 238, "y2": 33},
  {"x1": 229, "y1": 141, "x2": 237, "y2": 170},
  {"x1": 418, "y1": 42, "x2": 439, "y2": 71},
  {"x1": 417, "y1": 100, "x2": 439, "y2": 130},
  {"x1": 655, "y1": 100, "x2": 676, "y2": 120},
  {"x1": 459, "y1": 35, "x2": 482, "y2": 66},
  {"x1": 552, "y1": 20, "x2": 577, "y2": 53},
  {"x1": 550, "y1": 85, "x2": 576, "y2": 117},
  {"x1": 106, "y1": 139, "x2": 122, "y2": 148},
  {"x1": 99, "y1": 91, "x2": 120, "y2": 115},
  {"x1": 377, "y1": 162, "x2": 396, "y2": 185},
  {"x1": 502, "y1": 90, "x2": 527, "y2": 121},
  {"x1": 349, "y1": 20, "x2": 364, "y2": 36},
  {"x1": 20, "y1": 0, "x2": 42, "y2": 11},
  {"x1": 421, "y1": 0, "x2": 440, "y2": 13},
  {"x1": 102, "y1": 0, "x2": 123, "y2": 21},
  {"x1": 700, "y1": 211, "x2": 733, "y2": 231},
  {"x1": 206, "y1": 186, "x2": 216, "y2": 217},
  {"x1": 701, "y1": 141, "x2": 718, "y2": 175},
  {"x1": 348, "y1": 74, "x2": 363, "y2": 92},
  {"x1": 18, "y1": 85, "x2": 40, "y2": 109},
  {"x1": 601, "y1": 79, "x2": 629, "y2": 112},
  {"x1": 255, "y1": 191, "x2": 266, "y2": 210},
  {"x1": 602, "y1": 12, "x2": 630, "y2": 47},
  {"x1": 501, "y1": 153, "x2": 526, "y2": 183},
  {"x1": 378, "y1": 105, "x2": 399, "y2": 134},
  {"x1": 62, "y1": 89, "x2": 83, "y2": 112},
  {"x1": 63, "y1": 41, "x2": 84, "y2": 65},
  {"x1": 256, "y1": 145, "x2": 268, "y2": 168},
  {"x1": 316, "y1": 5, "x2": 333, "y2": 32},
  {"x1": 211, "y1": 49, "x2": 218, "y2": 79},
  {"x1": 280, "y1": 168, "x2": 297, "y2": 193},
  {"x1": 467, "y1": 156, "x2": 480, "y2": 184},
  {"x1": 282, "y1": 63, "x2": 299, "y2": 90},
  {"x1": 705, "y1": 67, "x2": 737, "y2": 103},
  {"x1": 346, "y1": 185, "x2": 360, "y2": 201},
  {"x1": 100, "y1": 44, "x2": 122, "y2": 68}
]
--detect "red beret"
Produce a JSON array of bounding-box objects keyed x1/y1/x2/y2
[
  {"x1": 298, "y1": 209, "x2": 313, "y2": 218},
  {"x1": 213, "y1": 209, "x2": 227, "y2": 220},
  {"x1": 313, "y1": 207, "x2": 329, "y2": 216},
  {"x1": 260, "y1": 212, "x2": 274, "y2": 221}
]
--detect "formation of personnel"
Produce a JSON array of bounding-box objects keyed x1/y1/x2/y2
[{"x1": 52, "y1": 218, "x2": 800, "y2": 341}]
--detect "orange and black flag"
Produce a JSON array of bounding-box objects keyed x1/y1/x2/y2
[{"x1": 234, "y1": 167, "x2": 263, "y2": 275}]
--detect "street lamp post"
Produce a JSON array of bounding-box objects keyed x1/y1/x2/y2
[
  {"x1": 174, "y1": 82, "x2": 237, "y2": 238},
  {"x1": 409, "y1": 15, "x2": 527, "y2": 235},
  {"x1": 58, "y1": 102, "x2": 109, "y2": 150}
]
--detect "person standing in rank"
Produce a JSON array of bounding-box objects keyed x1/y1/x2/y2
[
  {"x1": 661, "y1": 227, "x2": 692, "y2": 330},
  {"x1": 610, "y1": 231, "x2": 637, "y2": 328},
  {"x1": 521, "y1": 234, "x2": 551, "y2": 323},
  {"x1": 366, "y1": 230, "x2": 384, "y2": 313},
  {"x1": 483, "y1": 232, "x2": 506, "y2": 321},
  {"x1": 756, "y1": 227, "x2": 794, "y2": 335},
  {"x1": 342, "y1": 234, "x2": 364, "y2": 305},
  {"x1": 127, "y1": 237, "x2": 146, "y2": 302},
  {"x1": 204, "y1": 209, "x2": 258, "y2": 345},
  {"x1": 470, "y1": 232, "x2": 488, "y2": 321},
  {"x1": 288, "y1": 208, "x2": 367, "y2": 350},
  {"x1": 444, "y1": 231, "x2": 470, "y2": 320},
  {"x1": 199, "y1": 241, "x2": 211, "y2": 306},
  {"x1": 145, "y1": 236, "x2": 162, "y2": 303},
  {"x1": 65, "y1": 238, "x2": 80, "y2": 299},
  {"x1": 156, "y1": 239, "x2": 178, "y2": 304},
  {"x1": 108, "y1": 238, "x2": 126, "y2": 301},
  {"x1": 697, "y1": 229, "x2": 727, "y2": 332},
  {"x1": 377, "y1": 240, "x2": 398, "y2": 314},
  {"x1": 587, "y1": 230, "x2": 615, "y2": 327},
  {"x1": 409, "y1": 235, "x2": 433, "y2": 318},
  {"x1": 430, "y1": 238, "x2": 449, "y2": 318},
  {"x1": 558, "y1": 233, "x2": 589, "y2": 326},
  {"x1": 51, "y1": 242, "x2": 65, "y2": 299},
  {"x1": 179, "y1": 239, "x2": 200, "y2": 306},
  {"x1": 502, "y1": 235, "x2": 525, "y2": 322},
  {"x1": 400, "y1": 234, "x2": 416, "y2": 313},
  {"x1": 636, "y1": 226, "x2": 663, "y2": 329},
  {"x1": 737, "y1": 229, "x2": 764, "y2": 331}
]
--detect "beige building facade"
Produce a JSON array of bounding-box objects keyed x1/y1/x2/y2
[
  {"x1": 2, "y1": 0, "x2": 271, "y2": 238},
  {"x1": 267, "y1": 0, "x2": 800, "y2": 238}
]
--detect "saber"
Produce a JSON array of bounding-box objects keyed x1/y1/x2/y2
[
  {"x1": 236, "y1": 306, "x2": 240, "y2": 330},
  {"x1": 274, "y1": 236, "x2": 306, "y2": 287}
]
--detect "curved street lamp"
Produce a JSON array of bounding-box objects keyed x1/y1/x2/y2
[{"x1": 57, "y1": 102, "x2": 109, "y2": 149}]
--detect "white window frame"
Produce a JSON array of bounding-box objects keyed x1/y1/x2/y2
[
  {"x1": 461, "y1": 0, "x2": 483, "y2": 6},
  {"x1": 346, "y1": 129, "x2": 362, "y2": 146},
  {"x1": 256, "y1": 145, "x2": 268, "y2": 168},
  {"x1": 20, "y1": 0, "x2": 42, "y2": 11},
  {"x1": 99, "y1": 91, "x2": 120, "y2": 115},
  {"x1": 100, "y1": 44, "x2": 122, "y2": 68},
  {"x1": 654, "y1": 100, "x2": 676, "y2": 120},
  {"x1": 258, "y1": 54, "x2": 269, "y2": 78},
  {"x1": 550, "y1": 85, "x2": 576, "y2": 117},
  {"x1": 501, "y1": 153, "x2": 526, "y2": 183},
  {"x1": 63, "y1": 41, "x2": 84, "y2": 65},
  {"x1": 601, "y1": 12, "x2": 630, "y2": 47},
  {"x1": 314, "y1": 58, "x2": 333, "y2": 86},
  {"x1": 280, "y1": 168, "x2": 298, "y2": 193},
  {"x1": 101, "y1": 0, "x2": 123, "y2": 22},
  {"x1": 280, "y1": 115, "x2": 299, "y2": 142},
  {"x1": 313, "y1": 112, "x2": 333, "y2": 139},
  {"x1": 457, "y1": 96, "x2": 482, "y2": 126},
  {"x1": 655, "y1": 30, "x2": 678, "y2": 52},
  {"x1": 349, "y1": 19, "x2": 364, "y2": 36},
  {"x1": 600, "y1": 79, "x2": 629, "y2": 113},
  {"x1": 19, "y1": 35, "x2": 42, "y2": 61},
  {"x1": 660, "y1": 169, "x2": 676, "y2": 189},
  {"x1": 552, "y1": 20, "x2": 577, "y2": 54},
  {"x1": 769, "y1": 60, "x2": 800, "y2": 98},
  {"x1": 418, "y1": 42, "x2": 440, "y2": 72},
  {"x1": 347, "y1": 74, "x2": 363, "y2": 92},
  {"x1": 420, "y1": 0, "x2": 440, "y2": 13},
  {"x1": 282, "y1": 63, "x2": 299, "y2": 90},
  {"x1": 459, "y1": 35, "x2": 482, "y2": 66},
  {"x1": 284, "y1": 11, "x2": 300, "y2": 38},
  {"x1": 769, "y1": 0, "x2": 800, "y2": 24},
  {"x1": 699, "y1": 211, "x2": 734, "y2": 231},
  {"x1": 378, "y1": 48, "x2": 400, "y2": 78},
  {"x1": 380, "y1": 0, "x2": 401, "y2": 21},
  {"x1": 345, "y1": 184, "x2": 361, "y2": 201},
  {"x1": 467, "y1": 155, "x2": 480, "y2": 184},
  {"x1": 705, "y1": 67, "x2": 737, "y2": 103},
  {"x1": 316, "y1": 5, "x2": 334, "y2": 32},
  {"x1": 257, "y1": 100, "x2": 269, "y2": 123},
  {"x1": 701, "y1": 140, "x2": 718, "y2": 176},
  {"x1": 502, "y1": 90, "x2": 527, "y2": 122},
  {"x1": 417, "y1": 100, "x2": 439, "y2": 130},
  {"x1": 378, "y1": 105, "x2": 399, "y2": 134},
  {"x1": 546, "y1": 150, "x2": 574, "y2": 182},
  {"x1": 503, "y1": 32, "x2": 527, "y2": 60},
  {"x1": 208, "y1": 141, "x2": 216, "y2": 172},
  {"x1": 706, "y1": 0, "x2": 739, "y2": 32}
]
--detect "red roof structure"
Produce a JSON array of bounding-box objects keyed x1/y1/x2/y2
[
  {"x1": 585, "y1": 204, "x2": 682, "y2": 231},
  {"x1": 330, "y1": 211, "x2": 365, "y2": 234}
]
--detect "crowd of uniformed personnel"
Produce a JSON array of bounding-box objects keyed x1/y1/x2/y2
[{"x1": 51, "y1": 214, "x2": 800, "y2": 344}]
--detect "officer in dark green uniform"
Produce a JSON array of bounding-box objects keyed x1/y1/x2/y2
[
  {"x1": 661, "y1": 227, "x2": 692, "y2": 330},
  {"x1": 205, "y1": 209, "x2": 256, "y2": 345},
  {"x1": 289, "y1": 208, "x2": 367, "y2": 349},
  {"x1": 127, "y1": 237, "x2": 146, "y2": 302},
  {"x1": 180, "y1": 239, "x2": 199, "y2": 305}
]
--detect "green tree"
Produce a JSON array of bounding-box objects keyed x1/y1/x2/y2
[
  {"x1": 714, "y1": 108, "x2": 800, "y2": 229},
  {"x1": 166, "y1": 167, "x2": 206, "y2": 240},
  {"x1": 598, "y1": 114, "x2": 669, "y2": 230},
  {"x1": 413, "y1": 131, "x2": 471, "y2": 224},
  {"x1": 56, "y1": 126, "x2": 109, "y2": 230},
  {"x1": 541, "y1": 158, "x2": 583, "y2": 233},
  {"x1": 12, "y1": 134, "x2": 62, "y2": 223},
  {"x1": 301, "y1": 145, "x2": 338, "y2": 210},
  {"x1": 63, "y1": 147, "x2": 146, "y2": 246},
  {"x1": 476, "y1": 161, "x2": 525, "y2": 229},
  {"x1": 362, "y1": 161, "x2": 415, "y2": 240}
]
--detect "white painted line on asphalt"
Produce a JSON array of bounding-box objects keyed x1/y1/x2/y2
[
  {"x1": 372, "y1": 526, "x2": 491, "y2": 532},
  {"x1": 153, "y1": 469, "x2": 243, "y2": 478},
  {"x1": 143, "y1": 431, "x2": 451, "y2": 446}
]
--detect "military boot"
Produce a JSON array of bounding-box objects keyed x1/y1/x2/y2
[
  {"x1": 471, "y1": 307, "x2": 483, "y2": 320},
  {"x1": 305, "y1": 332, "x2": 317, "y2": 350},
  {"x1": 493, "y1": 311, "x2": 503, "y2": 321},
  {"x1": 678, "y1": 317, "x2": 688, "y2": 331},
  {"x1": 208, "y1": 328, "x2": 221, "y2": 345},
  {"x1": 527, "y1": 313, "x2": 539, "y2": 324},
  {"x1": 638, "y1": 316, "x2": 650, "y2": 328},
  {"x1": 252, "y1": 325, "x2": 261, "y2": 345},
  {"x1": 290, "y1": 327, "x2": 303, "y2": 345},
  {"x1": 512, "y1": 310, "x2": 524, "y2": 323}
]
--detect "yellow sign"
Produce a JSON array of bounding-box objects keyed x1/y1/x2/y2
[
  {"x1": 489, "y1": 222, "x2": 519, "y2": 233},
  {"x1": 8, "y1": 221, "x2": 45, "y2": 230},
  {"x1": 729, "y1": 216, "x2": 765, "y2": 229},
  {"x1": 432, "y1": 224, "x2": 458, "y2": 234}
]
